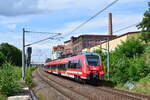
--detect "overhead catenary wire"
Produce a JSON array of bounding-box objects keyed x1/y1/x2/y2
[
  {"x1": 63, "y1": 0, "x2": 119, "y2": 37},
  {"x1": 25, "y1": 37, "x2": 54, "y2": 46},
  {"x1": 23, "y1": 28, "x2": 62, "y2": 46},
  {"x1": 113, "y1": 23, "x2": 139, "y2": 33},
  {"x1": 25, "y1": 30, "x2": 61, "y2": 35},
  {"x1": 25, "y1": 34, "x2": 61, "y2": 46}
]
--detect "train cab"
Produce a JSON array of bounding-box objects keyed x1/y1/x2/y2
[{"x1": 83, "y1": 52, "x2": 104, "y2": 80}]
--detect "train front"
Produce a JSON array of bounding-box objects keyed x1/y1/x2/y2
[{"x1": 84, "y1": 53, "x2": 105, "y2": 80}]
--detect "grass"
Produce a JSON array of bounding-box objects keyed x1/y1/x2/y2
[
  {"x1": 37, "y1": 93, "x2": 46, "y2": 100},
  {"x1": 0, "y1": 63, "x2": 22, "y2": 96},
  {"x1": 0, "y1": 94, "x2": 7, "y2": 100},
  {"x1": 25, "y1": 67, "x2": 37, "y2": 87},
  {"x1": 115, "y1": 74, "x2": 150, "y2": 94},
  {"x1": 0, "y1": 63, "x2": 36, "y2": 97},
  {"x1": 131, "y1": 75, "x2": 150, "y2": 94}
]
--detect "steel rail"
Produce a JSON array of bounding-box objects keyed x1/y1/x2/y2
[
  {"x1": 97, "y1": 87, "x2": 149, "y2": 100},
  {"x1": 36, "y1": 69, "x2": 74, "y2": 100},
  {"x1": 37, "y1": 69, "x2": 93, "y2": 100}
]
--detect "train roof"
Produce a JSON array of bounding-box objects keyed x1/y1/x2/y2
[{"x1": 45, "y1": 52, "x2": 100, "y2": 65}]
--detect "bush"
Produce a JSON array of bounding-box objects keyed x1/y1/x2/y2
[
  {"x1": 0, "y1": 63, "x2": 22, "y2": 96},
  {"x1": 115, "y1": 39, "x2": 145, "y2": 58},
  {"x1": 143, "y1": 44, "x2": 150, "y2": 65},
  {"x1": 110, "y1": 56, "x2": 129, "y2": 83},
  {"x1": 109, "y1": 39, "x2": 149, "y2": 84},
  {"x1": 128, "y1": 57, "x2": 150, "y2": 81},
  {"x1": 25, "y1": 67, "x2": 36, "y2": 87}
]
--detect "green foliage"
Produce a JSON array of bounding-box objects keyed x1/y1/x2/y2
[
  {"x1": 0, "y1": 94, "x2": 7, "y2": 100},
  {"x1": 131, "y1": 74, "x2": 150, "y2": 93},
  {"x1": 0, "y1": 52, "x2": 6, "y2": 66},
  {"x1": 115, "y1": 39, "x2": 145, "y2": 58},
  {"x1": 0, "y1": 43, "x2": 22, "y2": 66},
  {"x1": 140, "y1": 31, "x2": 150, "y2": 43},
  {"x1": 109, "y1": 39, "x2": 149, "y2": 84},
  {"x1": 143, "y1": 44, "x2": 150, "y2": 65},
  {"x1": 110, "y1": 56, "x2": 129, "y2": 83},
  {"x1": 128, "y1": 57, "x2": 149, "y2": 81},
  {"x1": 137, "y1": 2, "x2": 150, "y2": 43},
  {"x1": 0, "y1": 63, "x2": 22, "y2": 96},
  {"x1": 25, "y1": 67, "x2": 36, "y2": 87}
]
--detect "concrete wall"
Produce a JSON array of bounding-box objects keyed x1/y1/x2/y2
[{"x1": 82, "y1": 32, "x2": 140, "y2": 52}]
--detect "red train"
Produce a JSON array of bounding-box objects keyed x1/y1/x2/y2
[{"x1": 44, "y1": 52, "x2": 105, "y2": 81}]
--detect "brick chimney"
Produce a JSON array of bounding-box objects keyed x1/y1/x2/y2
[{"x1": 108, "y1": 13, "x2": 113, "y2": 36}]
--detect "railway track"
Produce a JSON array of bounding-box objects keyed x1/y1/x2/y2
[
  {"x1": 36, "y1": 68, "x2": 94, "y2": 100},
  {"x1": 97, "y1": 87, "x2": 150, "y2": 100},
  {"x1": 37, "y1": 68, "x2": 150, "y2": 100}
]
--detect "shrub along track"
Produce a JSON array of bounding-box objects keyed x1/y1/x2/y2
[{"x1": 36, "y1": 68, "x2": 150, "y2": 100}]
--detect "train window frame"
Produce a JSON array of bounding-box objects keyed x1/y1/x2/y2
[
  {"x1": 76, "y1": 60, "x2": 82, "y2": 69},
  {"x1": 67, "y1": 59, "x2": 82, "y2": 69}
]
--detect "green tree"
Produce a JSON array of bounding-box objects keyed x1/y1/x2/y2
[
  {"x1": 0, "y1": 43, "x2": 22, "y2": 66},
  {"x1": 110, "y1": 39, "x2": 149, "y2": 84},
  {"x1": 137, "y1": 2, "x2": 150, "y2": 43},
  {"x1": 0, "y1": 52, "x2": 6, "y2": 66},
  {"x1": 115, "y1": 39, "x2": 145, "y2": 58}
]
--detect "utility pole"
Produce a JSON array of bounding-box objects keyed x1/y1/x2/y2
[
  {"x1": 107, "y1": 37, "x2": 110, "y2": 80},
  {"x1": 22, "y1": 28, "x2": 61, "y2": 80},
  {"x1": 22, "y1": 28, "x2": 25, "y2": 80}
]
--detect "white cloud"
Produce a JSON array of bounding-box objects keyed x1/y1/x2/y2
[
  {"x1": 0, "y1": 0, "x2": 147, "y2": 16},
  {"x1": 7, "y1": 24, "x2": 16, "y2": 30},
  {"x1": 52, "y1": 13, "x2": 143, "y2": 37},
  {"x1": 0, "y1": 17, "x2": 29, "y2": 24}
]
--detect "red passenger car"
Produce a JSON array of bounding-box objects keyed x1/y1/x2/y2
[{"x1": 44, "y1": 52, "x2": 105, "y2": 80}]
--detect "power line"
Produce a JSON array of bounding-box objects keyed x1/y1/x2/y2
[
  {"x1": 64, "y1": 0, "x2": 119, "y2": 36},
  {"x1": 113, "y1": 23, "x2": 139, "y2": 33},
  {"x1": 25, "y1": 37, "x2": 54, "y2": 46},
  {"x1": 25, "y1": 30, "x2": 61, "y2": 35},
  {"x1": 24, "y1": 29, "x2": 62, "y2": 46}
]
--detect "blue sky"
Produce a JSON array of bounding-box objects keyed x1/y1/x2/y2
[{"x1": 0, "y1": 0, "x2": 149, "y2": 62}]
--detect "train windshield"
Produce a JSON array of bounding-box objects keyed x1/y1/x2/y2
[{"x1": 86, "y1": 55, "x2": 100, "y2": 66}]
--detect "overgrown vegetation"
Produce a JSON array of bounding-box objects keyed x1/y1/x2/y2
[
  {"x1": 96, "y1": 39, "x2": 150, "y2": 85},
  {"x1": 95, "y1": 3, "x2": 150, "y2": 91},
  {"x1": 131, "y1": 74, "x2": 150, "y2": 93},
  {"x1": 0, "y1": 43, "x2": 36, "y2": 97},
  {"x1": 0, "y1": 63, "x2": 22, "y2": 96},
  {"x1": 25, "y1": 67, "x2": 36, "y2": 87},
  {"x1": 0, "y1": 94, "x2": 7, "y2": 100},
  {"x1": 111, "y1": 39, "x2": 150, "y2": 84}
]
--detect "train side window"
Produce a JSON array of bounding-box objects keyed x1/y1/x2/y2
[
  {"x1": 65, "y1": 63, "x2": 68, "y2": 69},
  {"x1": 77, "y1": 60, "x2": 82, "y2": 69},
  {"x1": 74, "y1": 60, "x2": 78, "y2": 68},
  {"x1": 68, "y1": 61, "x2": 71, "y2": 68}
]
